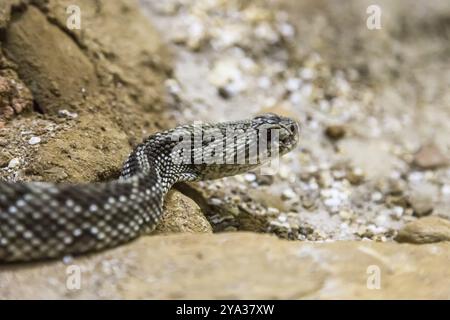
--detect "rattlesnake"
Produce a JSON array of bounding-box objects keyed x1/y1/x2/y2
[{"x1": 0, "y1": 113, "x2": 299, "y2": 262}]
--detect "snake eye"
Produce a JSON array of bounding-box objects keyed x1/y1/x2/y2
[{"x1": 290, "y1": 124, "x2": 296, "y2": 133}]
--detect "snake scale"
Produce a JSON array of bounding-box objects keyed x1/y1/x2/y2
[{"x1": 0, "y1": 114, "x2": 299, "y2": 262}]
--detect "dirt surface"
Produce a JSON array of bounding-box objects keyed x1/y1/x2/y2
[
  {"x1": 1, "y1": 232, "x2": 449, "y2": 299},
  {"x1": 140, "y1": 0, "x2": 450, "y2": 242},
  {"x1": 0, "y1": 0, "x2": 171, "y2": 183}
]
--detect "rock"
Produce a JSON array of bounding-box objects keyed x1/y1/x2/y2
[
  {"x1": 410, "y1": 194, "x2": 434, "y2": 217},
  {"x1": 346, "y1": 167, "x2": 365, "y2": 185},
  {"x1": 325, "y1": 125, "x2": 346, "y2": 140},
  {"x1": 386, "y1": 195, "x2": 409, "y2": 208},
  {"x1": 28, "y1": 136, "x2": 41, "y2": 145},
  {"x1": 7, "y1": 157, "x2": 20, "y2": 168},
  {"x1": 58, "y1": 109, "x2": 78, "y2": 119},
  {"x1": 339, "y1": 210, "x2": 353, "y2": 220},
  {"x1": 153, "y1": 190, "x2": 213, "y2": 235},
  {"x1": 4, "y1": 6, "x2": 98, "y2": 114},
  {"x1": 0, "y1": 233, "x2": 449, "y2": 299},
  {"x1": 281, "y1": 188, "x2": 296, "y2": 200},
  {"x1": 395, "y1": 216, "x2": 450, "y2": 244},
  {"x1": 413, "y1": 144, "x2": 448, "y2": 169}
]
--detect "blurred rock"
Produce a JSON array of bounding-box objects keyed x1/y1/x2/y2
[
  {"x1": 346, "y1": 168, "x2": 365, "y2": 185},
  {"x1": 413, "y1": 144, "x2": 448, "y2": 169},
  {"x1": 395, "y1": 216, "x2": 450, "y2": 244},
  {"x1": 325, "y1": 125, "x2": 346, "y2": 140},
  {"x1": 408, "y1": 183, "x2": 439, "y2": 217},
  {"x1": 410, "y1": 195, "x2": 434, "y2": 217}
]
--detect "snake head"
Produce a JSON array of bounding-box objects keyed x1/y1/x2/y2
[
  {"x1": 167, "y1": 113, "x2": 300, "y2": 181},
  {"x1": 252, "y1": 113, "x2": 300, "y2": 156}
]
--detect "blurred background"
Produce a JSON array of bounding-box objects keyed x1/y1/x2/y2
[{"x1": 140, "y1": 0, "x2": 450, "y2": 241}]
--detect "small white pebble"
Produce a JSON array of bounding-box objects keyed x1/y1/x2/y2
[
  {"x1": 28, "y1": 136, "x2": 41, "y2": 145},
  {"x1": 8, "y1": 158, "x2": 20, "y2": 168},
  {"x1": 371, "y1": 192, "x2": 383, "y2": 202},
  {"x1": 209, "y1": 198, "x2": 222, "y2": 206},
  {"x1": 285, "y1": 78, "x2": 302, "y2": 91},
  {"x1": 391, "y1": 206, "x2": 404, "y2": 218},
  {"x1": 58, "y1": 109, "x2": 78, "y2": 119},
  {"x1": 278, "y1": 23, "x2": 295, "y2": 38},
  {"x1": 62, "y1": 255, "x2": 73, "y2": 264},
  {"x1": 442, "y1": 185, "x2": 450, "y2": 196},
  {"x1": 281, "y1": 188, "x2": 296, "y2": 200},
  {"x1": 324, "y1": 197, "x2": 341, "y2": 207},
  {"x1": 244, "y1": 173, "x2": 256, "y2": 182}
]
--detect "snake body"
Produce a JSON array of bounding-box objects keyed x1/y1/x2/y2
[{"x1": 0, "y1": 114, "x2": 299, "y2": 262}]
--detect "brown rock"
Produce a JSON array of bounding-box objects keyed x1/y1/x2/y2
[
  {"x1": 154, "y1": 190, "x2": 213, "y2": 234},
  {"x1": 395, "y1": 216, "x2": 450, "y2": 244},
  {"x1": 346, "y1": 168, "x2": 365, "y2": 185},
  {"x1": 0, "y1": 233, "x2": 449, "y2": 299},
  {"x1": 4, "y1": 6, "x2": 98, "y2": 115},
  {"x1": 325, "y1": 125, "x2": 346, "y2": 140},
  {"x1": 413, "y1": 144, "x2": 448, "y2": 169}
]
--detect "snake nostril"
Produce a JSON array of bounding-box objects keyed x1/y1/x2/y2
[{"x1": 290, "y1": 124, "x2": 297, "y2": 134}]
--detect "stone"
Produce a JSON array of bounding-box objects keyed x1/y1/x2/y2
[
  {"x1": 346, "y1": 168, "x2": 365, "y2": 185},
  {"x1": 0, "y1": 233, "x2": 449, "y2": 299},
  {"x1": 28, "y1": 136, "x2": 41, "y2": 145},
  {"x1": 7, "y1": 157, "x2": 19, "y2": 168},
  {"x1": 58, "y1": 109, "x2": 78, "y2": 119},
  {"x1": 395, "y1": 216, "x2": 450, "y2": 244},
  {"x1": 281, "y1": 188, "x2": 296, "y2": 200},
  {"x1": 153, "y1": 190, "x2": 213, "y2": 235},
  {"x1": 410, "y1": 194, "x2": 434, "y2": 217},
  {"x1": 325, "y1": 125, "x2": 346, "y2": 140},
  {"x1": 413, "y1": 144, "x2": 448, "y2": 169}
]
